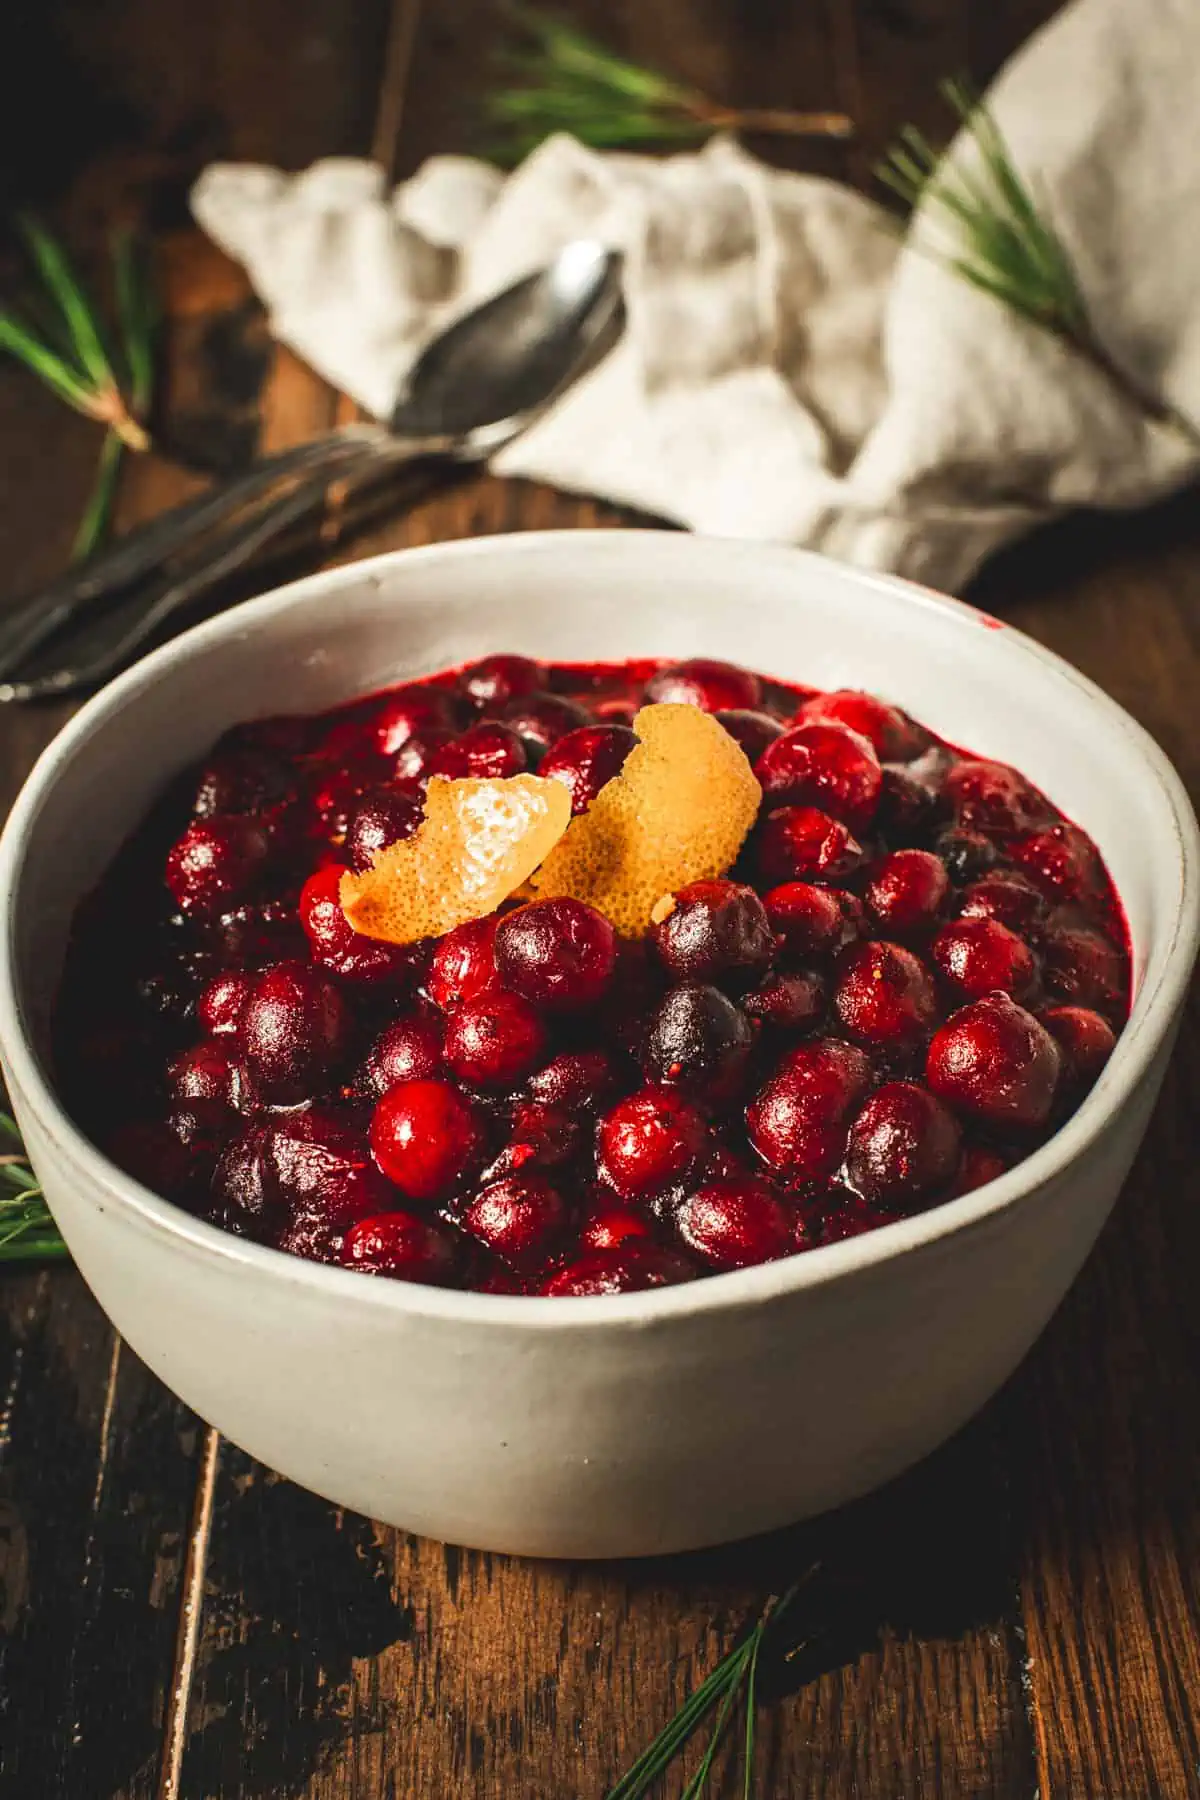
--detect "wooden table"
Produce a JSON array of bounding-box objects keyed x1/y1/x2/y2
[{"x1": 3, "y1": 2, "x2": 1200, "y2": 1795}]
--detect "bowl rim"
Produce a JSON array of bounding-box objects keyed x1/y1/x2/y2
[{"x1": 2, "y1": 527, "x2": 1197, "y2": 1329}]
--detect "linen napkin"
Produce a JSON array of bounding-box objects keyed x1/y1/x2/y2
[{"x1": 191, "y1": 0, "x2": 1200, "y2": 593}]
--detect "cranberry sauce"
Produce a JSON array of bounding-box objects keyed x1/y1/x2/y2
[{"x1": 53, "y1": 653, "x2": 1130, "y2": 1296}]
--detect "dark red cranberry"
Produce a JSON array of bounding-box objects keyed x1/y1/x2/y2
[
  {"x1": 495, "y1": 898, "x2": 617, "y2": 1010},
  {"x1": 360, "y1": 1015, "x2": 444, "y2": 1096},
  {"x1": 845, "y1": 1081, "x2": 961, "y2": 1209},
  {"x1": 429, "y1": 722, "x2": 528, "y2": 781},
  {"x1": 1009, "y1": 821, "x2": 1102, "y2": 905},
  {"x1": 165, "y1": 1098, "x2": 237, "y2": 1181},
  {"x1": 539, "y1": 724, "x2": 637, "y2": 815},
  {"x1": 264, "y1": 1107, "x2": 394, "y2": 1229},
  {"x1": 206, "y1": 900, "x2": 306, "y2": 970},
  {"x1": 597, "y1": 1087, "x2": 709, "y2": 1199},
  {"x1": 641, "y1": 984, "x2": 753, "y2": 1102},
  {"x1": 340, "y1": 1212, "x2": 458, "y2": 1283},
  {"x1": 926, "y1": 993, "x2": 1061, "y2": 1129},
  {"x1": 942, "y1": 759, "x2": 1047, "y2": 834},
  {"x1": 958, "y1": 871, "x2": 1048, "y2": 934},
  {"x1": 309, "y1": 756, "x2": 388, "y2": 837},
  {"x1": 833, "y1": 941, "x2": 937, "y2": 1050},
  {"x1": 865, "y1": 850, "x2": 948, "y2": 935},
  {"x1": 526, "y1": 1048, "x2": 619, "y2": 1114},
  {"x1": 166, "y1": 1041, "x2": 252, "y2": 1113},
  {"x1": 370, "y1": 1079, "x2": 486, "y2": 1202},
  {"x1": 756, "y1": 722, "x2": 881, "y2": 828},
  {"x1": 742, "y1": 968, "x2": 825, "y2": 1032},
  {"x1": 947, "y1": 1144, "x2": 1010, "y2": 1198},
  {"x1": 645, "y1": 657, "x2": 761, "y2": 713},
  {"x1": 650, "y1": 879, "x2": 773, "y2": 986},
  {"x1": 714, "y1": 709, "x2": 784, "y2": 761},
  {"x1": 935, "y1": 828, "x2": 998, "y2": 884},
  {"x1": 799, "y1": 689, "x2": 923, "y2": 761},
  {"x1": 745, "y1": 1039, "x2": 872, "y2": 1182},
  {"x1": 442, "y1": 992, "x2": 548, "y2": 1089},
  {"x1": 875, "y1": 766, "x2": 940, "y2": 844},
  {"x1": 1040, "y1": 1004, "x2": 1117, "y2": 1088},
  {"x1": 757, "y1": 807, "x2": 864, "y2": 885},
  {"x1": 392, "y1": 727, "x2": 456, "y2": 783},
  {"x1": 299, "y1": 866, "x2": 418, "y2": 989},
  {"x1": 579, "y1": 1206, "x2": 653, "y2": 1253},
  {"x1": 344, "y1": 785, "x2": 424, "y2": 871},
  {"x1": 1040, "y1": 924, "x2": 1127, "y2": 1015},
  {"x1": 193, "y1": 747, "x2": 292, "y2": 821},
  {"x1": 932, "y1": 917, "x2": 1037, "y2": 1002},
  {"x1": 275, "y1": 1211, "x2": 345, "y2": 1265},
  {"x1": 762, "y1": 882, "x2": 858, "y2": 956},
  {"x1": 211, "y1": 1123, "x2": 279, "y2": 1237},
  {"x1": 485, "y1": 1100, "x2": 580, "y2": 1178},
  {"x1": 460, "y1": 653, "x2": 542, "y2": 711},
  {"x1": 540, "y1": 1244, "x2": 695, "y2": 1296},
  {"x1": 165, "y1": 817, "x2": 271, "y2": 917},
  {"x1": 501, "y1": 691, "x2": 591, "y2": 752},
  {"x1": 462, "y1": 1174, "x2": 567, "y2": 1272},
  {"x1": 806, "y1": 1186, "x2": 901, "y2": 1246},
  {"x1": 371, "y1": 684, "x2": 462, "y2": 757},
  {"x1": 674, "y1": 1177, "x2": 791, "y2": 1270},
  {"x1": 196, "y1": 970, "x2": 253, "y2": 1037},
  {"x1": 106, "y1": 1119, "x2": 199, "y2": 1199},
  {"x1": 428, "y1": 916, "x2": 502, "y2": 1011},
  {"x1": 240, "y1": 960, "x2": 354, "y2": 1104}
]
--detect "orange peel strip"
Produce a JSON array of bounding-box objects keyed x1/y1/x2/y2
[
  {"x1": 341, "y1": 774, "x2": 572, "y2": 945},
  {"x1": 529, "y1": 703, "x2": 761, "y2": 936}
]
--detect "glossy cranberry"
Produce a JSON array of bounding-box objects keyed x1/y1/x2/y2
[
  {"x1": 935, "y1": 828, "x2": 998, "y2": 885},
  {"x1": 833, "y1": 941, "x2": 937, "y2": 1050},
  {"x1": 865, "y1": 850, "x2": 948, "y2": 935},
  {"x1": 344, "y1": 785, "x2": 424, "y2": 872},
  {"x1": 926, "y1": 993, "x2": 1061, "y2": 1129},
  {"x1": 875, "y1": 766, "x2": 941, "y2": 844},
  {"x1": 165, "y1": 1098, "x2": 236, "y2": 1178},
  {"x1": 211, "y1": 1123, "x2": 279, "y2": 1236},
  {"x1": 371, "y1": 684, "x2": 462, "y2": 757},
  {"x1": 597, "y1": 1087, "x2": 709, "y2": 1199},
  {"x1": 799, "y1": 689, "x2": 923, "y2": 761},
  {"x1": 165, "y1": 817, "x2": 271, "y2": 917},
  {"x1": 429, "y1": 722, "x2": 528, "y2": 782},
  {"x1": 460, "y1": 653, "x2": 542, "y2": 711},
  {"x1": 757, "y1": 807, "x2": 864, "y2": 885},
  {"x1": 495, "y1": 898, "x2": 617, "y2": 1010},
  {"x1": 742, "y1": 968, "x2": 825, "y2": 1032},
  {"x1": 526, "y1": 1048, "x2": 620, "y2": 1114},
  {"x1": 275, "y1": 1211, "x2": 345, "y2": 1265},
  {"x1": 501, "y1": 691, "x2": 591, "y2": 752},
  {"x1": 299, "y1": 866, "x2": 417, "y2": 989},
  {"x1": 539, "y1": 724, "x2": 637, "y2": 814},
  {"x1": 845, "y1": 1081, "x2": 961, "y2": 1209},
  {"x1": 486, "y1": 1100, "x2": 580, "y2": 1178},
  {"x1": 196, "y1": 970, "x2": 253, "y2": 1037},
  {"x1": 462, "y1": 1174, "x2": 567, "y2": 1272},
  {"x1": 264, "y1": 1107, "x2": 394, "y2": 1229},
  {"x1": 947, "y1": 1144, "x2": 1010, "y2": 1198},
  {"x1": 745, "y1": 1039, "x2": 872, "y2": 1182},
  {"x1": 641, "y1": 984, "x2": 753, "y2": 1101},
  {"x1": 1040, "y1": 1004, "x2": 1117, "y2": 1088},
  {"x1": 675, "y1": 1178, "x2": 791, "y2": 1270},
  {"x1": 957, "y1": 870, "x2": 1048, "y2": 934},
  {"x1": 579, "y1": 1206, "x2": 654, "y2": 1253},
  {"x1": 1040, "y1": 924, "x2": 1127, "y2": 1015},
  {"x1": 540, "y1": 1244, "x2": 695, "y2": 1296},
  {"x1": 427, "y1": 916, "x2": 503, "y2": 1011},
  {"x1": 714, "y1": 709, "x2": 784, "y2": 761},
  {"x1": 645, "y1": 657, "x2": 761, "y2": 713},
  {"x1": 809, "y1": 1187, "x2": 902, "y2": 1246},
  {"x1": 166, "y1": 1041, "x2": 252, "y2": 1113},
  {"x1": 1009, "y1": 821, "x2": 1102, "y2": 904},
  {"x1": 442, "y1": 992, "x2": 548, "y2": 1088},
  {"x1": 756, "y1": 722, "x2": 882, "y2": 829},
  {"x1": 932, "y1": 917, "x2": 1037, "y2": 1002},
  {"x1": 309, "y1": 756, "x2": 388, "y2": 836},
  {"x1": 370, "y1": 1079, "x2": 486, "y2": 1202},
  {"x1": 240, "y1": 960, "x2": 354, "y2": 1103},
  {"x1": 193, "y1": 747, "x2": 292, "y2": 821},
  {"x1": 942, "y1": 759, "x2": 1047, "y2": 834},
  {"x1": 340, "y1": 1212, "x2": 458, "y2": 1283},
  {"x1": 360, "y1": 1015, "x2": 444, "y2": 1096},
  {"x1": 651, "y1": 879, "x2": 774, "y2": 988},
  {"x1": 206, "y1": 900, "x2": 306, "y2": 970},
  {"x1": 392, "y1": 727, "x2": 456, "y2": 783},
  {"x1": 762, "y1": 882, "x2": 858, "y2": 956}
]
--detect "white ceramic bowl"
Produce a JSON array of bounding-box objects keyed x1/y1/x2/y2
[{"x1": 1, "y1": 531, "x2": 1196, "y2": 1559}]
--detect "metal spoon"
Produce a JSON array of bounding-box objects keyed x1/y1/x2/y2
[{"x1": 0, "y1": 240, "x2": 624, "y2": 700}]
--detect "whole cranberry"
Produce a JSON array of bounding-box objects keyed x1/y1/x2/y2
[
  {"x1": 428, "y1": 916, "x2": 503, "y2": 1011},
  {"x1": 526, "y1": 1048, "x2": 620, "y2": 1114},
  {"x1": 460, "y1": 653, "x2": 542, "y2": 711},
  {"x1": 865, "y1": 850, "x2": 949, "y2": 936},
  {"x1": 501, "y1": 691, "x2": 591, "y2": 752},
  {"x1": 486, "y1": 1100, "x2": 580, "y2": 1178},
  {"x1": 714, "y1": 709, "x2": 784, "y2": 761},
  {"x1": 429, "y1": 722, "x2": 528, "y2": 782},
  {"x1": 755, "y1": 722, "x2": 882, "y2": 828},
  {"x1": 196, "y1": 970, "x2": 253, "y2": 1037},
  {"x1": 743, "y1": 968, "x2": 825, "y2": 1033},
  {"x1": 845, "y1": 1081, "x2": 961, "y2": 1209},
  {"x1": 341, "y1": 1212, "x2": 459, "y2": 1284},
  {"x1": 371, "y1": 684, "x2": 462, "y2": 757},
  {"x1": 392, "y1": 727, "x2": 456, "y2": 783},
  {"x1": 309, "y1": 756, "x2": 388, "y2": 837},
  {"x1": 539, "y1": 724, "x2": 637, "y2": 814},
  {"x1": 540, "y1": 1243, "x2": 695, "y2": 1296},
  {"x1": 942, "y1": 759, "x2": 1047, "y2": 834},
  {"x1": 165, "y1": 1098, "x2": 237, "y2": 1183},
  {"x1": 1009, "y1": 821, "x2": 1102, "y2": 905},
  {"x1": 935, "y1": 828, "x2": 998, "y2": 885},
  {"x1": 875, "y1": 766, "x2": 941, "y2": 844},
  {"x1": 265, "y1": 1107, "x2": 394, "y2": 1229},
  {"x1": 579, "y1": 1206, "x2": 654, "y2": 1253},
  {"x1": 207, "y1": 900, "x2": 306, "y2": 970},
  {"x1": 762, "y1": 882, "x2": 858, "y2": 956},
  {"x1": 958, "y1": 871, "x2": 1048, "y2": 934},
  {"x1": 370, "y1": 1079, "x2": 486, "y2": 1202},
  {"x1": 166, "y1": 1041, "x2": 252, "y2": 1113},
  {"x1": 442, "y1": 992, "x2": 548, "y2": 1088},
  {"x1": 299, "y1": 866, "x2": 418, "y2": 990},
  {"x1": 240, "y1": 960, "x2": 354, "y2": 1103},
  {"x1": 931, "y1": 917, "x2": 1037, "y2": 1002},
  {"x1": 807, "y1": 1186, "x2": 901, "y2": 1246},
  {"x1": 948, "y1": 1144, "x2": 1011, "y2": 1198},
  {"x1": 645, "y1": 657, "x2": 761, "y2": 713},
  {"x1": 641, "y1": 984, "x2": 753, "y2": 1101},
  {"x1": 674, "y1": 1178, "x2": 791, "y2": 1270},
  {"x1": 799, "y1": 689, "x2": 923, "y2": 761},
  {"x1": 360, "y1": 1015, "x2": 444, "y2": 1096},
  {"x1": 276, "y1": 1211, "x2": 345, "y2": 1266},
  {"x1": 211, "y1": 1123, "x2": 279, "y2": 1237},
  {"x1": 926, "y1": 994, "x2": 1061, "y2": 1129},
  {"x1": 495, "y1": 898, "x2": 617, "y2": 1010},
  {"x1": 650, "y1": 880, "x2": 773, "y2": 986},
  {"x1": 165, "y1": 817, "x2": 271, "y2": 917},
  {"x1": 344, "y1": 785, "x2": 424, "y2": 872},
  {"x1": 462, "y1": 1174, "x2": 567, "y2": 1272},
  {"x1": 1040, "y1": 1004, "x2": 1117, "y2": 1088},
  {"x1": 757, "y1": 807, "x2": 864, "y2": 885},
  {"x1": 596, "y1": 1087, "x2": 709, "y2": 1199},
  {"x1": 745, "y1": 1039, "x2": 872, "y2": 1182},
  {"x1": 832, "y1": 942, "x2": 937, "y2": 1050},
  {"x1": 1040, "y1": 924, "x2": 1127, "y2": 1015},
  {"x1": 192, "y1": 747, "x2": 292, "y2": 822}
]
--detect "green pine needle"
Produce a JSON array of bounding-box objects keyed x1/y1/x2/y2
[
  {"x1": 0, "y1": 1112, "x2": 67, "y2": 1263},
  {"x1": 73, "y1": 429, "x2": 126, "y2": 563}
]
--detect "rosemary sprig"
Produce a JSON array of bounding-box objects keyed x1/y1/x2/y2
[
  {"x1": 488, "y1": 10, "x2": 853, "y2": 163},
  {"x1": 878, "y1": 79, "x2": 1200, "y2": 453},
  {"x1": 0, "y1": 1111, "x2": 66, "y2": 1263}
]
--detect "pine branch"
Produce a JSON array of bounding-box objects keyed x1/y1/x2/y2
[{"x1": 0, "y1": 1112, "x2": 66, "y2": 1263}]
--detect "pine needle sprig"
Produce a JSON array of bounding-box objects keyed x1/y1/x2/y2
[
  {"x1": 878, "y1": 79, "x2": 1200, "y2": 453},
  {"x1": 0, "y1": 1111, "x2": 67, "y2": 1264},
  {"x1": 487, "y1": 10, "x2": 853, "y2": 163}
]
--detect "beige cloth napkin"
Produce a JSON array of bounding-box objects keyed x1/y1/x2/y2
[{"x1": 192, "y1": 0, "x2": 1200, "y2": 593}]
